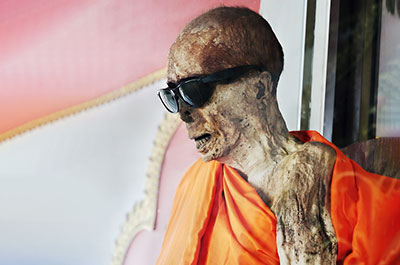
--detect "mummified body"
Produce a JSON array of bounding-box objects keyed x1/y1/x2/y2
[{"x1": 167, "y1": 7, "x2": 337, "y2": 264}]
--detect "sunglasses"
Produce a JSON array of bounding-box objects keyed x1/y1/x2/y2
[{"x1": 157, "y1": 65, "x2": 265, "y2": 113}]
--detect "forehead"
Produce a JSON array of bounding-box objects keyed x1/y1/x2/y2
[
  {"x1": 167, "y1": 35, "x2": 204, "y2": 82},
  {"x1": 167, "y1": 28, "x2": 232, "y2": 82}
]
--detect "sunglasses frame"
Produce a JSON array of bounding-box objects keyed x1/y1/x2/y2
[{"x1": 158, "y1": 65, "x2": 265, "y2": 113}]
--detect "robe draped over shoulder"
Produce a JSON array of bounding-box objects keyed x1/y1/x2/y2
[{"x1": 156, "y1": 131, "x2": 400, "y2": 265}]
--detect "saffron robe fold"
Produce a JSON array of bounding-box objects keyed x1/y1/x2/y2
[{"x1": 156, "y1": 131, "x2": 400, "y2": 265}]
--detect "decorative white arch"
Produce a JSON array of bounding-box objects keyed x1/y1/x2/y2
[{"x1": 111, "y1": 113, "x2": 181, "y2": 265}]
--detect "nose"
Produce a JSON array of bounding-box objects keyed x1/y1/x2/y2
[{"x1": 178, "y1": 99, "x2": 194, "y2": 123}]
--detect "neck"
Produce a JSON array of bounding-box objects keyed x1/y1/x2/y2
[{"x1": 217, "y1": 101, "x2": 302, "y2": 203}]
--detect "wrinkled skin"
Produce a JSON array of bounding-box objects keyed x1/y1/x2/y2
[
  {"x1": 178, "y1": 73, "x2": 273, "y2": 163},
  {"x1": 167, "y1": 12, "x2": 338, "y2": 265},
  {"x1": 177, "y1": 75, "x2": 243, "y2": 162}
]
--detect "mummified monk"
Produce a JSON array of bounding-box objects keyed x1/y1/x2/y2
[{"x1": 156, "y1": 6, "x2": 400, "y2": 265}]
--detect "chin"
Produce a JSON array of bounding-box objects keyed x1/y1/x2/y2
[
  {"x1": 200, "y1": 155, "x2": 213, "y2": 162},
  {"x1": 199, "y1": 148, "x2": 223, "y2": 162},
  {"x1": 199, "y1": 146, "x2": 228, "y2": 163},
  {"x1": 200, "y1": 152, "x2": 218, "y2": 162}
]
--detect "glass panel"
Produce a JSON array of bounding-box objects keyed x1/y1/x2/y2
[
  {"x1": 376, "y1": 3, "x2": 400, "y2": 137},
  {"x1": 328, "y1": 0, "x2": 381, "y2": 147},
  {"x1": 323, "y1": 0, "x2": 400, "y2": 146},
  {"x1": 300, "y1": 0, "x2": 316, "y2": 131}
]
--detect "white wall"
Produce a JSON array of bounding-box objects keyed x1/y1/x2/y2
[
  {"x1": 0, "y1": 80, "x2": 165, "y2": 265},
  {"x1": 259, "y1": 0, "x2": 308, "y2": 131}
]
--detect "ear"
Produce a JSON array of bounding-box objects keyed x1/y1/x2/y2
[
  {"x1": 258, "y1": 71, "x2": 274, "y2": 95},
  {"x1": 253, "y1": 71, "x2": 274, "y2": 102}
]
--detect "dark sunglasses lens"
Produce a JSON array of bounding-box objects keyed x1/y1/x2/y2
[
  {"x1": 159, "y1": 90, "x2": 179, "y2": 113},
  {"x1": 179, "y1": 81, "x2": 210, "y2": 107}
]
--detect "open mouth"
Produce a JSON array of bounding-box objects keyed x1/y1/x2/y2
[{"x1": 194, "y1": 133, "x2": 211, "y2": 150}]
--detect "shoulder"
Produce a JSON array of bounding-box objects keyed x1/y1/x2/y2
[
  {"x1": 287, "y1": 141, "x2": 336, "y2": 163},
  {"x1": 301, "y1": 141, "x2": 336, "y2": 161},
  {"x1": 283, "y1": 142, "x2": 336, "y2": 178},
  {"x1": 289, "y1": 130, "x2": 337, "y2": 161}
]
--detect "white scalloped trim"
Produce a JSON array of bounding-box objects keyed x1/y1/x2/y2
[
  {"x1": 0, "y1": 68, "x2": 167, "y2": 143},
  {"x1": 111, "y1": 113, "x2": 181, "y2": 265}
]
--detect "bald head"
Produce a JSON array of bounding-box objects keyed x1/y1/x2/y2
[
  {"x1": 161, "y1": 7, "x2": 291, "y2": 162},
  {"x1": 168, "y1": 6, "x2": 284, "y2": 92}
]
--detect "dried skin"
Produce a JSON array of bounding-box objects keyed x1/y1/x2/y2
[
  {"x1": 174, "y1": 67, "x2": 339, "y2": 264},
  {"x1": 167, "y1": 8, "x2": 283, "y2": 85},
  {"x1": 167, "y1": 7, "x2": 338, "y2": 264},
  {"x1": 269, "y1": 143, "x2": 338, "y2": 265}
]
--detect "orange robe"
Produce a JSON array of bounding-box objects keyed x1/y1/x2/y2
[{"x1": 156, "y1": 131, "x2": 400, "y2": 265}]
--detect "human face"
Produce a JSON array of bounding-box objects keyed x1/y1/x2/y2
[
  {"x1": 167, "y1": 30, "x2": 260, "y2": 161},
  {"x1": 177, "y1": 78, "x2": 254, "y2": 162}
]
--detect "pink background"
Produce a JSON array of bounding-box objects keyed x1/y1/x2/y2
[{"x1": 0, "y1": 0, "x2": 259, "y2": 134}]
